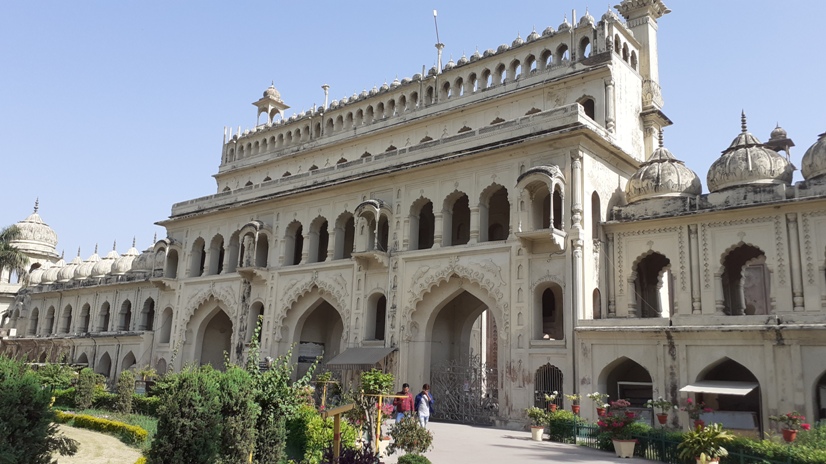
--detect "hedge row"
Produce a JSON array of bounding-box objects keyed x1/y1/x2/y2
[
  {"x1": 52, "y1": 388, "x2": 160, "y2": 416},
  {"x1": 54, "y1": 411, "x2": 149, "y2": 446}
]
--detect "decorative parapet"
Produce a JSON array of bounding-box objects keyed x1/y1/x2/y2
[{"x1": 642, "y1": 79, "x2": 663, "y2": 109}]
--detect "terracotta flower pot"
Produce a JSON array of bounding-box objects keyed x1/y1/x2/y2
[
  {"x1": 548, "y1": 404, "x2": 557, "y2": 412},
  {"x1": 783, "y1": 429, "x2": 797, "y2": 443},
  {"x1": 656, "y1": 413, "x2": 668, "y2": 425},
  {"x1": 596, "y1": 407, "x2": 606, "y2": 417},
  {"x1": 612, "y1": 439, "x2": 636, "y2": 458},
  {"x1": 571, "y1": 405, "x2": 581, "y2": 415},
  {"x1": 693, "y1": 419, "x2": 705, "y2": 430}
]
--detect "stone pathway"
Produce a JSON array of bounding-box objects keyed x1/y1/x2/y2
[{"x1": 53, "y1": 424, "x2": 142, "y2": 464}]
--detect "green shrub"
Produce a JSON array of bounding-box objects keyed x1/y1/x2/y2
[
  {"x1": 53, "y1": 387, "x2": 76, "y2": 408},
  {"x1": 93, "y1": 390, "x2": 118, "y2": 410},
  {"x1": 286, "y1": 404, "x2": 357, "y2": 464},
  {"x1": 35, "y1": 363, "x2": 78, "y2": 390},
  {"x1": 75, "y1": 368, "x2": 99, "y2": 410},
  {"x1": 147, "y1": 365, "x2": 223, "y2": 464},
  {"x1": 0, "y1": 356, "x2": 78, "y2": 463},
  {"x1": 388, "y1": 415, "x2": 433, "y2": 456},
  {"x1": 796, "y1": 422, "x2": 826, "y2": 449},
  {"x1": 322, "y1": 445, "x2": 380, "y2": 464},
  {"x1": 547, "y1": 409, "x2": 581, "y2": 443},
  {"x1": 135, "y1": 458, "x2": 147, "y2": 464},
  {"x1": 396, "y1": 454, "x2": 432, "y2": 464},
  {"x1": 133, "y1": 395, "x2": 161, "y2": 416},
  {"x1": 116, "y1": 370, "x2": 136, "y2": 413},
  {"x1": 217, "y1": 365, "x2": 260, "y2": 463},
  {"x1": 56, "y1": 411, "x2": 149, "y2": 445}
]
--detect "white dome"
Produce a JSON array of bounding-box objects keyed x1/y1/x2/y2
[
  {"x1": 10, "y1": 200, "x2": 58, "y2": 256},
  {"x1": 41, "y1": 258, "x2": 64, "y2": 284},
  {"x1": 626, "y1": 140, "x2": 702, "y2": 203},
  {"x1": 706, "y1": 114, "x2": 793, "y2": 192},
  {"x1": 74, "y1": 248, "x2": 101, "y2": 281},
  {"x1": 112, "y1": 241, "x2": 140, "y2": 276},
  {"x1": 29, "y1": 262, "x2": 51, "y2": 285},
  {"x1": 57, "y1": 253, "x2": 82, "y2": 283},
  {"x1": 130, "y1": 246, "x2": 155, "y2": 273},
  {"x1": 801, "y1": 131, "x2": 826, "y2": 181},
  {"x1": 91, "y1": 245, "x2": 119, "y2": 278}
]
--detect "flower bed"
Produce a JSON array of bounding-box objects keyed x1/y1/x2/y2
[{"x1": 55, "y1": 410, "x2": 149, "y2": 446}]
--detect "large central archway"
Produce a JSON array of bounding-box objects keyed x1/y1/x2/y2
[
  {"x1": 411, "y1": 277, "x2": 501, "y2": 425},
  {"x1": 295, "y1": 299, "x2": 344, "y2": 379},
  {"x1": 199, "y1": 310, "x2": 233, "y2": 370}
]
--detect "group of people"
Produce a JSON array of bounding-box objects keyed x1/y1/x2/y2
[{"x1": 392, "y1": 383, "x2": 435, "y2": 428}]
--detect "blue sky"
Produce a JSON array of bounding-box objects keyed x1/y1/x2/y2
[{"x1": 1, "y1": 1, "x2": 824, "y2": 259}]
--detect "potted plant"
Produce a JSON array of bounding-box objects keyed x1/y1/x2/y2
[
  {"x1": 525, "y1": 406, "x2": 548, "y2": 441},
  {"x1": 564, "y1": 393, "x2": 581, "y2": 415},
  {"x1": 586, "y1": 392, "x2": 609, "y2": 416},
  {"x1": 645, "y1": 397, "x2": 675, "y2": 425},
  {"x1": 544, "y1": 391, "x2": 559, "y2": 412},
  {"x1": 681, "y1": 398, "x2": 713, "y2": 429},
  {"x1": 769, "y1": 411, "x2": 811, "y2": 442},
  {"x1": 597, "y1": 399, "x2": 638, "y2": 458},
  {"x1": 677, "y1": 423, "x2": 734, "y2": 464}
]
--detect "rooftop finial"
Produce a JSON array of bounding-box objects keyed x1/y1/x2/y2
[
  {"x1": 61, "y1": 250, "x2": 65, "y2": 259},
  {"x1": 658, "y1": 128, "x2": 664, "y2": 148},
  {"x1": 741, "y1": 110, "x2": 748, "y2": 133},
  {"x1": 112, "y1": 241, "x2": 117, "y2": 251},
  {"x1": 33, "y1": 197, "x2": 39, "y2": 213},
  {"x1": 153, "y1": 232, "x2": 157, "y2": 244},
  {"x1": 77, "y1": 247, "x2": 81, "y2": 257},
  {"x1": 132, "y1": 237, "x2": 136, "y2": 248},
  {"x1": 94, "y1": 243, "x2": 98, "y2": 254}
]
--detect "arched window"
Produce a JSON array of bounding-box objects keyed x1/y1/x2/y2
[
  {"x1": 59, "y1": 305, "x2": 72, "y2": 334},
  {"x1": 98, "y1": 302, "x2": 111, "y2": 332},
  {"x1": 207, "y1": 235, "x2": 224, "y2": 275},
  {"x1": 44, "y1": 306, "x2": 55, "y2": 335},
  {"x1": 591, "y1": 192, "x2": 601, "y2": 240},
  {"x1": 599, "y1": 357, "x2": 652, "y2": 408},
  {"x1": 552, "y1": 186, "x2": 563, "y2": 230},
  {"x1": 633, "y1": 252, "x2": 672, "y2": 318},
  {"x1": 593, "y1": 288, "x2": 602, "y2": 319},
  {"x1": 377, "y1": 216, "x2": 389, "y2": 252},
  {"x1": 118, "y1": 300, "x2": 132, "y2": 331},
  {"x1": 482, "y1": 185, "x2": 509, "y2": 242},
  {"x1": 255, "y1": 234, "x2": 269, "y2": 267},
  {"x1": 366, "y1": 294, "x2": 387, "y2": 341},
  {"x1": 556, "y1": 44, "x2": 570, "y2": 62},
  {"x1": 446, "y1": 193, "x2": 470, "y2": 246},
  {"x1": 284, "y1": 222, "x2": 304, "y2": 266},
  {"x1": 309, "y1": 218, "x2": 329, "y2": 263},
  {"x1": 190, "y1": 237, "x2": 206, "y2": 277},
  {"x1": 247, "y1": 302, "x2": 265, "y2": 343},
  {"x1": 579, "y1": 37, "x2": 591, "y2": 59},
  {"x1": 410, "y1": 199, "x2": 435, "y2": 250},
  {"x1": 28, "y1": 308, "x2": 39, "y2": 335},
  {"x1": 334, "y1": 213, "x2": 355, "y2": 260},
  {"x1": 630, "y1": 51, "x2": 638, "y2": 71},
  {"x1": 579, "y1": 97, "x2": 596, "y2": 120},
  {"x1": 534, "y1": 184, "x2": 551, "y2": 229},
  {"x1": 535, "y1": 284, "x2": 564, "y2": 340},
  {"x1": 721, "y1": 244, "x2": 769, "y2": 315},
  {"x1": 165, "y1": 249, "x2": 179, "y2": 278},
  {"x1": 140, "y1": 298, "x2": 155, "y2": 331},
  {"x1": 534, "y1": 364, "x2": 564, "y2": 408},
  {"x1": 159, "y1": 307, "x2": 173, "y2": 343},
  {"x1": 79, "y1": 304, "x2": 91, "y2": 333}
]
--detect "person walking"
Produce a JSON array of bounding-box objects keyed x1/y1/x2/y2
[
  {"x1": 393, "y1": 383, "x2": 414, "y2": 422},
  {"x1": 415, "y1": 384, "x2": 435, "y2": 428}
]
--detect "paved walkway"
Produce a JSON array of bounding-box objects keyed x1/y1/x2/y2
[
  {"x1": 53, "y1": 424, "x2": 142, "y2": 464},
  {"x1": 380, "y1": 422, "x2": 651, "y2": 464}
]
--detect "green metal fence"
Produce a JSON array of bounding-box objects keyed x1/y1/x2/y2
[{"x1": 549, "y1": 420, "x2": 794, "y2": 464}]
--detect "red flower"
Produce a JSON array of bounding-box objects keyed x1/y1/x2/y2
[
  {"x1": 703, "y1": 408, "x2": 713, "y2": 413},
  {"x1": 801, "y1": 423, "x2": 811, "y2": 431}
]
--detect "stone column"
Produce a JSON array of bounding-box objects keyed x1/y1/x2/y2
[
  {"x1": 571, "y1": 151, "x2": 583, "y2": 229},
  {"x1": 786, "y1": 213, "x2": 804, "y2": 311},
  {"x1": 604, "y1": 78, "x2": 615, "y2": 132},
  {"x1": 300, "y1": 234, "x2": 310, "y2": 264},
  {"x1": 606, "y1": 233, "x2": 616, "y2": 317},
  {"x1": 326, "y1": 229, "x2": 337, "y2": 262},
  {"x1": 433, "y1": 212, "x2": 444, "y2": 248},
  {"x1": 714, "y1": 273, "x2": 725, "y2": 315},
  {"x1": 200, "y1": 250, "x2": 210, "y2": 276},
  {"x1": 469, "y1": 206, "x2": 481, "y2": 244},
  {"x1": 688, "y1": 224, "x2": 702, "y2": 314},
  {"x1": 627, "y1": 275, "x2": 638, "y2": 318}
]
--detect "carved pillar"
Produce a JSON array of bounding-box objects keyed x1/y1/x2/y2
[
  {"x1": 604, "y1": 78, "x2": 615, "y2": 132},
  {"x1": 242, "y1": 235, "x2": 255, "y2": 268},
  {"x1": 300, "y1": 234, "x2": 310, "y2": 264},
  {"x1": 469, "y1": 206, "x2": 481, "y2": 244},
  {"x1": 736, "y1": 279, "x2": 746, "y2": 316},
  {"x1": 714, "y1": 273, "x2": 725, "y2": 315},
  {"x1": 607, "y1": 233, "x2": 616, "y2": 317},
  {"x1": 688, "y1": 225, "x2": 701, "y2": 314},
  {"x1": 571, "y1": 151, "x2": 583, "y2": 229},
  {"x1": 433, "y1": 212, "x2": 444, "y2": 248},
  {"x1": 786, "y1": 213, "x2": 804, "y2": 311},
  {"x1": 200, "y1": 250, "x2": 209, "y2": 276},
  {"x1": 572, "y1": 239, "x2": 584, "y2": 320},
  {"x1": 627, "y1": 274, "x2": 638, "y2": 318},
  {"x1": 326, "y1": 228, "x2": 337, "y2": 262}
]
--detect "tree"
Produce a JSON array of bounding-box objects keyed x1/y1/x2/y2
[
  {"x1": 115, "y1": 369, "x2": 135, "y2": 414},
  {"x1": 0, "y1": 225, "x2": 29, "y2": 284},
  {"x1": 216, "y1": 366, "x2": 260, "y2": 464},
  {"x1": 0, "y1": 356, "x2": 78, "y2": 464},
  {"x1": 75, "y1": 368, "x2": 100, "y2": 410}
]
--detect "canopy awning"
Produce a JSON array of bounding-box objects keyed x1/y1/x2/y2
[
  {"x1": 325, "y1": 347, "x2": 397, "y2": 370},
  {"x1": 680, "y1": 380, "x2": 759, "y2": 396}
]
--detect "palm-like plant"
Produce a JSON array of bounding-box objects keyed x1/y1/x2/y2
[
  {"x1": 0, "y1": 225, "x2": 29, "y2": 284},
  {"x1": 677, "y1": 423, "x2": 734, "y2": 464}
]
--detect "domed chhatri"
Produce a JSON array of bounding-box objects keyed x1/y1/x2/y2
[
  {"x1": 11, "y1": 199, "x2": 59, "y2": 252},
  {"x1": 801, "y1": 131, "x2": 826, "y2": 181},
  {"x1": 706, "y1": 112, "x2": 794, "y2": 193},
  {"x1": 263, "y1": 83, "x2": 281, "y2": 101},
  {"x1": 625, "y1": 131, "x2": 702, "y2": 203}
]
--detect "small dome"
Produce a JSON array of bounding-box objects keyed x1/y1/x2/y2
[
  {"x1": 74, "y1": 248, "x2": 101, "y2": 281},
  {"x1": 380, "y1": 82, "x2": 390, "y2": 91},
  {"x1": 360, "y1": 89, "x2": 369, "y2": 98},
  {"x1": 801, "y1": 131, "x2": 826, "y2": 181},
  {"x1": 558, "y1": 16, "x2": 571, "y2": 31},
  {"x1": 497, "y1": 44, "x2": 509, "y2": 53},
  {"x1": 602, "y1": 8, "x2": 620, "y2": 22},
  {"x1": 527, "y1": 30, "x2": 540, "y2": 42},
  {"x1": 457, "y1": 54, "x2": 469, "y2": 66},
  {"x1": 57, "y1": 252, "x2": 83, "y2": 283},
  {"x1": 401, "y1": 77, "x2": 412, "y2": 85},
  {"x1": 91, "y1": 245, "x2": 119, "y2": 278},
  {"x1": 112, "y1": 241, "x2": 140, "y2": 276},
  {"x1": 391, "y1": 77, "x2": 401, "y2": 88},
  {"x1": 471, "y1": 50, "x2": 482, "y2": 61},
  {"x1": 263, "y1": 83, "x2": 281, "y2": 101},
  {"x1": 130, "y1": 246, "x2": 155, "y2": 273},
  {"x1": 444, "y1": 58, "x2": 456, "y2": 70},
  {"x1": 579, "y1": 10, "x2": 595, "y2": 27},
  {"x1": 41, "y1": 258, "x2": 64, "y2": 284},
  {"x1": 10, "y1": 200, "x2": 59, "y2": 254},
  {"x1": 428, "y1": 66, "x2": 438, "y2": 76},
  {"x1": 769, "y1": 124, "x2": 788, "y2": 141},
  {"x1": 483, "y1": 49, "x2": 495, "y2": 58},
  {"x1": 626, "y1": 134, "x2": 702, "y2": 203},
  {"x1": 29, "y1": 262, "x2": 51, "y2": 285},
  {"x1": 542, "y1": 26, "x2": 556, "y2": 36},
  {"x1": 512, "y1": 35, "x2": 524, "y2": 47},
  {"x1": 707, "y1": 113, "x2": 794, "y2": 192}
]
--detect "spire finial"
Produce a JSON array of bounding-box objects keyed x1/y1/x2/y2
[
  {"x1": 132, "y1": 236, "x2": 136, "y2": 248},
  {"x1": 658, "y1": 128, "x2": 664, "y2": 148},
  {"x1": 33, "y1": 198, "x2": 39, "y2": 213},
  {"x1": 94, "y1": 243, "x2": 98, "y2": 254},
  {"x1": 112, "y1": 240, "x2": 117, "y2": 251},
  {"x1": 61, "y1": 250, "x2": 64, "y2": 259},
  {"x1": 741, "y1": 110, "x2": 748, "y2": 133},
  {"x1": 77, "y1": 247, "x2": 81, "y2": 257},
  {"x1": 153, "y1": 232, "x2": 157, "y2": 244}
]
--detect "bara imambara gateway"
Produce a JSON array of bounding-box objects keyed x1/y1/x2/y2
[{"x1": 3, "y1": 0, "x2": 826, "y2": 433}]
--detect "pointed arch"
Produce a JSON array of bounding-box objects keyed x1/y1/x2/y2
[
  {"x1": 597, "y1": 356, "x2": 653, "y2": 407},
  {"x1": 443, "y1": 190, "x2": 470, "y2": 246},
  {"x1": 719, "y1": 243, "x2": 769, "y2": 315},
  {"x1": 409, "y1": 196, "x2": 435, "y2": 250},
  {"x1": 480, "y1": 183, "x2": 510, "y2": 242}
]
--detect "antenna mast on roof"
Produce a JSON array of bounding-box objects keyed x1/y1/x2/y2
[{"x1": 433, "y1": 10, "x2": 444, "y2": 74}]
